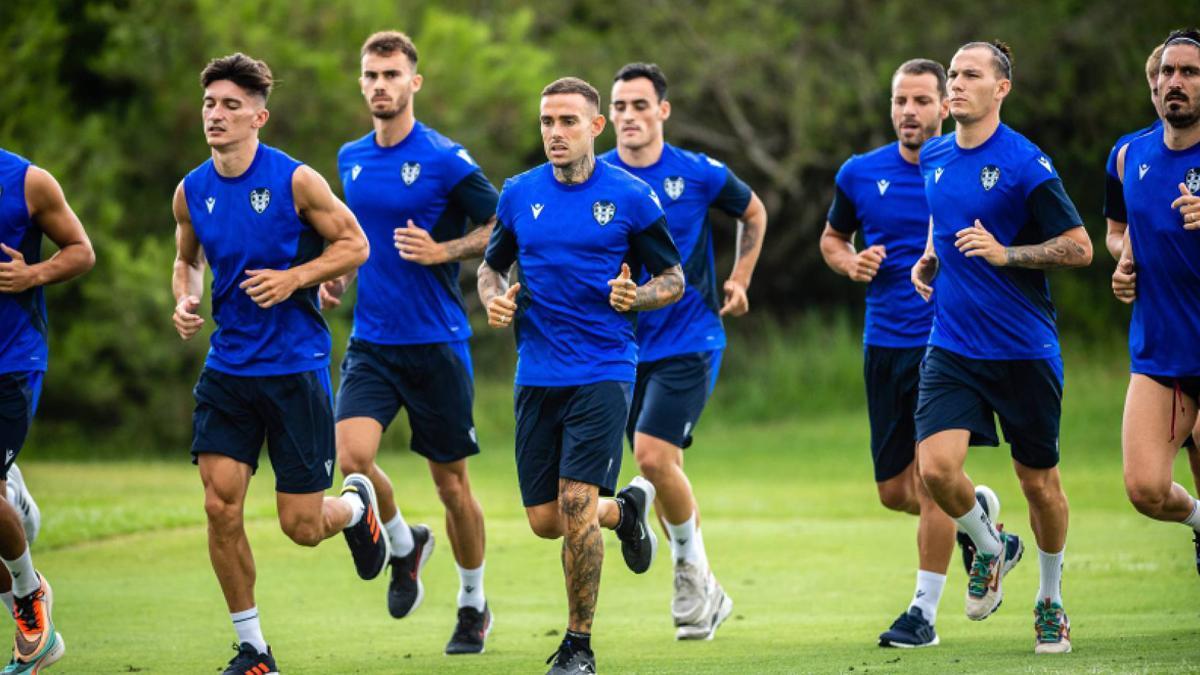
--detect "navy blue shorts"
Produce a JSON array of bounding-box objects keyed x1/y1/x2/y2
[
  {"x1": 514, "y1": 381, "x2": 632, "y2": 507},
  {"x1": 915, "y1": 346, "x2": 1063, "y2": 469},
  {"x1": 1145, "y1": 374, "x2": 1200, "y2": 449},
  {"x1": 191, "y1": 367, "x2": 336, "y2": 494},
  {"x1": 627, "y1": 350, "x2": 723, "y2": 449},
  {"x1": 0, "y1": 371, "x2": 43, "y2": 480},
  {"x1": 864, "y1": 345, "x2": 924, "y2": 482},
  {"x1": 336, "y1": 338, "x2": 479, "y2": 464}
]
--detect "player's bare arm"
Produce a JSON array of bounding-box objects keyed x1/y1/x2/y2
[
  {"x1": 240, "y1": 166, "x2": 369, "y2": 309},
  {"x1": 955, "y1": 219, "x2": 1092, "y2": 269},
  {"x1": 722, "y1": 192, "x2": 768, "y2": 316},
  {"x1": 172, "y1": 181, "x2": 207, "y2": 340},
  {"x1": 911, "y1": 216, "x2": 938, "y2": 302},
  {"x1": 0, "y1": 167, "x2": 95, "y2": 294},
  {"x1": 1107, "y1": 143, "x2": 1131, "y2": 259},
  {"x1": 820, "y1": 224, "x2": 887, "y2": 284},
  {"x1": 394, "y1": 215, "x2": 497, "y2": 265},
  {"x1": 478, "y1": 260, "x2": 519, "y2": 328},
  {"x1": 607, "y1": 262, "x2": 684, "y2": 312}
]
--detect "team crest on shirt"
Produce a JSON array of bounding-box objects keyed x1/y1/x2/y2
[
  {"x1": 249, "y1": 188, "x2": 271, "y2": 214},
  {"x1": 1186, "y1": 167, "x2": 1200, "y2": 194},
  {"x1": 980, "y1": 165, "x2": 1000, "y2": 191},
  {"x1": 664, "y1": 176, "x2": 685, "y2": 200},
  {"x1": 592, "y1": 200, "x2": 616, "y2": 226},
  {"x1": 401, "y1": 162, "x2": 421, "y2": 186}
]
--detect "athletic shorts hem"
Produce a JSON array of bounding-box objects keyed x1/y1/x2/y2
[{"x1": 190, "y1": 448, "x2": 259, "y2": 474}]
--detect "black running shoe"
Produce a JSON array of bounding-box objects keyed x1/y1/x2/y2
[
  {"x1": 956, "y1": 485, "x2": 1000, "y2": 576},
  {"x1": 1193, "y1": 531, "x2": 1200, "y2": 577},
  {"x1": 341, "y1": 473, "x2": 390, "y2": 580},
  {"x1": 614, "y1": 476, "x2": 658, "y2": 574},
  {"x1": 878, "y1": 606, "x2": 939, "y2": 648},
  {"x1": 545, "y1": 641, "x2": 596, "y2": 675},
  {"x1": 222, "y1": 642, "x2": 278, "y2": 675},
  {"x1": 388, "y1": 524, "x2": 434, "y2": 618},
  {"x1": 445, "y1": 603, "x2": 492, "y2": 655}
]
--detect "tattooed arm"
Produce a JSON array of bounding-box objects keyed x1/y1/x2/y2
[
  {"x1": 721, "y1": 192, "x2": 768, "y2": 316},
  {"x1": 608, "y1": 263, "x2": 684, "y2": 312},
  {"x1": 1004, "y1": 227, "x2": 1093, "y2": 269}
]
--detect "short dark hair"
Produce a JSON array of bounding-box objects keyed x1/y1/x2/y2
[
  {"x1": 200, "y1": 53, "x2": 274, "y2": 100},
  {"x1": 960, "y1": 40, "x2": 1013, "y2": 80},
  {"x1": 893, "y1": 58, "x2": 947, "y2": 98},
  {"x1": 541, "y1": 77, "x2": 601, "y2": 110},
  {"x1": 361, "y1": 30, "x2": 419, "y2": 68},
  {"x1": 1164, "y1": 28, "x2": 1200, "y2": 53},
  {"x1": 613, "y1": 62, "x2": 669, "y2": 101}
]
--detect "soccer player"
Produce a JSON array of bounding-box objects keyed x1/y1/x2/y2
[
  {"x1": 821, "y1": 58, "x2": 1002, "y2": 648},
  {"x1": 599, "y1": 62, "x2": 766, "y2": 641},
  {"x1": 478, "y1": 77, "x2": 684, "y2": 674},
  {"x1": 1110, "y1": 28, "x2": 1200, "y2": 578},
  {"x1": 0, "y1": 147, "x2": 93, "y2": 672},
  {"x1": 319, "y1": 31, "x2": 496, "y2": 654},
  {"x1": 171, "y1": 53, "x2": 376, "y2": 674},
  {"x1": 910, "y1": 41, "x2": 1092, "y2": 654},
  {"x1": 1105, "y1": 42, "x2": 1200, "y2": 497}
]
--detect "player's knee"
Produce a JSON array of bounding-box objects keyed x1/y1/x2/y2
[
  {"x1": 1125, "y1": 480, "x2": 1170, "y2": 516},
  {"x1": 338, "y1": 452, "x2": 373, "y2": 478},
  {"x1": 203, "y1": 493, "x2": 242, "y2": 532},
  {"x1": 527, "y1": 514, "x2": 562, "y2": 539},
  {"x1": 433, "y1": 473, "x2": 467, "y2": 510},
  {"x1": 634, "y1": 445, "x2": 673, "y2": 482},
  {"x1": 281, "y1": 518, "x2": 323, "y2": 547},
  {"x1": 917, "y1": 460, "x2": 954, "y2": 493},
  {"x1": 877, "y1": 482, "x2": 913, "y2": 512}
]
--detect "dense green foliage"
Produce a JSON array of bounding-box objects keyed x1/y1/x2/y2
[{"x1": 0, "y1": 1, "x2": 1182, "y2": 449}]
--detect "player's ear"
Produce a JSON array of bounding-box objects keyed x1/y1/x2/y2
[
  {"x1": 939, "y1": 95, "x2": 950, "y2": 120},
  {"x1": 995, "y1": 78, "x2": 1012, "y2": 100},
  {"x1": 411, "y1": 72, "x2": 423, "y2": 93},
  {"x1": 659, "y1": 99, "x2": 671, "y2": 121},
  {"x1": 590, "y1": 110, "x2": 606, "y2": 137},
  {"x1": 252, "y1": 106, "x2": 270, "y2": 129}
]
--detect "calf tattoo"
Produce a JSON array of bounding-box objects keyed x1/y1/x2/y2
[{"x1": 560, "y1": 480, "x2": 603, "y2": 632}]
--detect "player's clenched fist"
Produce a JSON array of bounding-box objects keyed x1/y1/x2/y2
[
  {"x1": 1172, "y1": 183, "x2": 1200, "y2": 230},
  {"x1": 608, "y1": 263, "x2": 636, "y2": 312},
  {"x1": 1112, "y1": 257, "x2": 1137, "y2": 304},
  {"x1": 487, "y1": 283, "x2": 521, "y2": 327},
  {"x1": 173, "y1": 294, "x2": 204, "y2": 340},
  {"x1": 911, "y1": 253, "x2": 938, "y2": 302},
  {"x1": 848, "y1": 244, "x2": 886, "y2": 283}
]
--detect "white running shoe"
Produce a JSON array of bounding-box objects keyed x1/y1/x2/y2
[
  {"x1": 6, "y1": 465, "x2": 40, "y2": 545},
  {"x1": 674, "y1": 566, "x2": 733, "y2": 640},
  {"x1": 672, "y1": 560, "x2": 708, "y2": 626}
]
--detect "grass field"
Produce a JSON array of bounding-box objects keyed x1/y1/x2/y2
[{"x1": 18, "y1": 348, "x2": 1200, "y2": 673}]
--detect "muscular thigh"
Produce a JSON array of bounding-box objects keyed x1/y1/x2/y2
[{"x1": 1123, "y1": 374, "x2": 1196, "y2": 486}]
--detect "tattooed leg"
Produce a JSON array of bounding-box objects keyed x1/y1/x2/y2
[{"x1": 559, "y1": 478, "x2": 603, "y2": 633}]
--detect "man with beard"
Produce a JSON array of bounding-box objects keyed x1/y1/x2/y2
[
  {"x1": 821, "y1": 58, "x2": 998, "y2": 648},
  {"x1": 478, "y1": 77, "x2": 683, "y2": 674},
  {"x1": 172, "y1": 53, "x2": 373, "y2": 674},
  {"x1": 320, "y1": 31, "x2": 497, "y2": 654},
  {"x1": 0, "y1": 147, "x2": 95, "y2": 672},
  {"x1": 600, "y1": 62, "x2": 767, "y2": 641},
  {"x1": 1111, "y1": 28, "x2": 1200, "y2": 580},
  {"x1": 911, "y1": 40, "x2": 1092, "y2": 654}
]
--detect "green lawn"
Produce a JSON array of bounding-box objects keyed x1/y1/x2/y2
[{"x1": 18, "y1": 363, "x2": 1200, "y2": 673}]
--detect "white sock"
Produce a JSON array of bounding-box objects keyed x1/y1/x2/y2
[
  {"x1": 954, "y1": 500, "x2": 1003, "y2": 556},
  {"x1": 339, "y1": 492, "x2": 365, "y2": 528},
  {"x1": 909, "y1": 570, "x2": 946, "y2": 624},
  {"x1": 0, "y1": 591, "x2": 12, "y2": 614},
  {"x1": 1183, "y1": 498, "x2": 1200, "y2": 532},
  {"x1": 1037, "y1": 547, "x2": 1064, "y2": 605},
  {"x1": 230, "y1": 607, "x2": 268, "y2": 655},
  {"x1": 457, "y1": 562, "x2": 486, "y2": 611},
  {"x1": 666, "y1": 513, "x2": 705, "y2": 566},
  {"x1": 2, "y1": 548, "x2": 37, "y2": 597},
  {"x1": 385, "y1": 513, "x2": 414, "y2": 557}
]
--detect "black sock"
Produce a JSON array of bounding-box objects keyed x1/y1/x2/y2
[{"x1": 564, "y1": 629, "x2": 591, "y2": 653}]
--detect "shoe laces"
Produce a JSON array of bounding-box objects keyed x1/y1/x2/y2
[
  {"x1": 226, "y1": 642, "x2": 259, "y2": 668},
  {"x1": 1034, "y1": 601, "x2": 1066, "y2": 642},
  {"x1": 451, "y1": 606, "x2": 480, "y2": 643},
  {"x1": 545, "y1": 642, "x2": 573, "y2": 668},
  {"x1": 967, "y1": 547, "x2": 999, "y2": 597},
  {"x1": 890, "y1": 610, "x2": 924, "y2": 632},
  {"x1": 13, "y1": 588, "x2": 43, "y2": 634}
]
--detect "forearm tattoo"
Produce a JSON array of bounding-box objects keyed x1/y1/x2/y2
[
  {"x1": 444, "y1": 220, "x2": 495, "y2": 262},
  {"x1": 559, "y1": 481, "x2": 602, "y2": 632},
  {"x1": 631, "y1": 265, "x2": 684, "y2": 311},
  {"x1": 736, "y1": 218, "x2": 761, "y2": 261},
  {"x1": 1004, "y1": 235, "x2": 1088, "y2": 269},
  {"x1": 476, "y1": 261, "x2": 508, "y2": 304}
]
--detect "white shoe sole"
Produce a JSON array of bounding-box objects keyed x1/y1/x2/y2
[
  {"x1": 676, "y1": 590, "x2": 732, "y2": 640},
  {"x1": 32, "y1": 632, "x2": 64, "y2": 673},
  {"x1": 881, "y1": 633, "x2": 940, "y2": 649}
]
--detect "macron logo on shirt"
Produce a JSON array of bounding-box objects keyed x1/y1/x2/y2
[
  {"x1": 876, "y1": 179, "x2": 890, "y2": 196},
  {"x1": 1037, "y1": 156, "x2": 1053, "y2": 173},
  {"x1": 205, "y1": 197, "x2": 215, "y2": 213},
  {"x1": 1139, "y1": 164, "x2": 1150, "y2": 180},
  {"x1": 351, "y1": 165, "x2": 362, "y2": 181},
  {"x1": 531, "y1": 203, "x2": 544, "y2": 219},
  {"x1": 934, "y1": 168, "x2": 944, "y2": 183}
]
